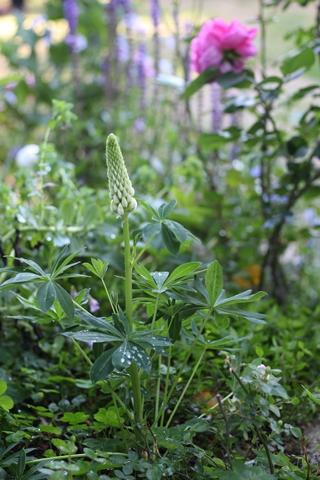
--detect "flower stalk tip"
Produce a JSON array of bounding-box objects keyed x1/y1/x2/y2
[{"x1": 106, "y1": 134, "x2": 137, "y2": 217}]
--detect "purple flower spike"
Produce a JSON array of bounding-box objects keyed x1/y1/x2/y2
[
  {"x1": 63, "y1": 0, "x2": 78, "y2": 36},
  {"x1": 150, "y1": 0, "x2": 160, "y2": 28}
]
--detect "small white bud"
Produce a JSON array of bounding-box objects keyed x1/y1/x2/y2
[
  {"x1": 117, "y1": 203, "x2": 125, "y2": 216},
  {"x1": 122, "y1": 197, "x2": 128, "y2": 208},
  {"x1": 111, "y1": 200, "x2": 118, "y2": 212},
  {"x1": 128, "y1": 198, "x2": 137, "y2": 211}
]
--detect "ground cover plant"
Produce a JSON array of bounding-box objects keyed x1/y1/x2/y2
[{"x1": 1, "y1": 0, "x2": 320, "y2": 478}]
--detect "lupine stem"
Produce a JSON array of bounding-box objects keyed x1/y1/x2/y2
[{"x1": 122, "y1": 213, "x2": 144, "y2": 446}]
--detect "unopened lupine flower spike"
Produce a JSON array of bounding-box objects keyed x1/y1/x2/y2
[{"x1": 106, "y1": 134, "x2": 137, "y2": 217}]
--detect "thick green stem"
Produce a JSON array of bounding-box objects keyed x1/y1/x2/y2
[
  {"x1": 122, "y1": 214, "x2": 144, "y2": 445},
  {"x1": 123, "y1": 215, "x2": 133, "y2": 325}
]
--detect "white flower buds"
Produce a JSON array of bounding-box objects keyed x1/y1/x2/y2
[{"x1": 106, "y1": 134, "x2": 137, "y2": 217}]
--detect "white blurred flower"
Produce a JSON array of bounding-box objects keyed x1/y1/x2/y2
[
  {"x1": 257, "y1": 364, "x2": 267, "y2": 379},
  {"x1": 159, "y1": 58, "x2": 173, "y2": 75},
  {"x1": 16, "y1": 144, "x2": 40, "y2": 168}
]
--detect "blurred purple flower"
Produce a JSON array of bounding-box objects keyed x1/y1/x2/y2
[
  {"x1": 150, "y1": 0, "x2": 160, "y2": 28},
  {"x1": 117, "y1": 35, "x2": 130, "y2": 62},
  {"x1": 89, "y1": 296, "x2": 100, "y2": 313},
  {"x1": 63, "y1": 0, "x2": 78, "y2": 36},
  {"x1": 110, "y1": 0, "x2": 132, "y2": 17},
  {"x1": 159, "y1": 58, "x2": 173, "y2": 74},
  {"x1": 134, "y1": 117, "x2": 146, "y2": 133},
  {"x1": 65, "y1": 34, "x2": 88, "y2": 53},
  {"x1": 250, "y1": 165, "x2": 262, "y2": 178}
]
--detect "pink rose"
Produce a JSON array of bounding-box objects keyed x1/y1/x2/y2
[{"x1": 191, "y1": 18, "x2": 258, "y2": 74}]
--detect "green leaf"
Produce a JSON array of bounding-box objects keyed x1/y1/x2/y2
[
  {"x1": 82, "y1": 263, "x2": 98, "y2": 277},
  {"x1": 169, "y1": 316, "x2": 182, "y2": 342},
  {"x1": 0, "y1": 395, "x2": 14, "y2": 411},
  {"x1": 61, "y1": 330, "x2": 120, "y2": 343},
  {"x1": 142, "y1": 222, "x2": 162, "y2": 241},
  {"x1": 161, "y1": 223, "x2": 180, "y2": 255},
  {"x1": 164, "y1": 262, "x2": 202, "y2": 286},
  {"x1": 217, "y1": 69, "x2": 252, "y2": 88},
  {"x1": 281, "y1": 47, "x2": 315, "y2": 75},
  {"x1": 146, "y1": 466, "x2": 163, "y2": 480},
  {"x1": 157, "y1": 200, "x2": 177, "y2": 220},
  {"x1": 90, "y1": 347, "x2": 118, "y2": 382},
  {"x1": 76, "y1": 310, "x2": 121, "y2": 336},
  {"x1": 94, "y1": 407, "x2": 124, "y2": 427},
  {"x1": 53, "y1": 282, "x2": 75, "y2": 320},
  {"x1": 205, "y1": 260, "x2": 223, "y2": 306},
  {"x1": 61, "y1": 412, "x2": 89, "y2": 424},
  {"x1": 134, "y1": 263, "x2": 154, "y2": 283},
  {"x1": 216, "y1": 290, "x2": 267, "y2": 307},
  {"x1": 181, "y1": 66, "x2": 219, "y2": 99},
  {"x1": 37, "y1": 281, "x2": 56, "y2": 313},
  {"x1": 16, "y1": 258, "x2": 47, "y2": 277},
  {"x1": 165, "y1": 220, "x2": 188, "y2": 243},
  {"x1": 151, "y1": 271, "x2": 169, "y2": 292},
  {"x1": 17, "y1": 449, "x2": 26, "y2": 479},
  {"x1": 0, "y1": 379, "x2": 7, "y2": 396},
  {"x1": 135, "y1": 197, "x2": 158, "y2": 217},
  {"x1": 217, "y1": 307, "x2": 267, "y2": 324},
  {"x1": 52, "y1": 247, "x2": 83, "y2": 278},
  {"x1": 133, "y1": 332, "x2": 172, "y2": 348},
  {"x1": 92, "y1": 342, "x2": 104, "y2": 359},
  {"x1": 214, "y1": 311, "x2": 230, "y2": 329},
  {"x1": 39, "y1": 425, "x2": 62, "y2": 435},
  {"x1": 0, "y1": 272, "x2": 42, "y2": 290},
  {"x1": 112, "y1": 342, "x2": 152, "y2": 373},
  {"x1": 302, "y1": 385, "x2": 320, "y2": 405},
  {"x1": 198, "y1": 132, "x2": 234, "y2": 150}
]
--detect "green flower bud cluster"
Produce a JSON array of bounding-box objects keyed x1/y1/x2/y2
[{"x1": 105, "y1": 134, "x2": 137, "y2": 217}]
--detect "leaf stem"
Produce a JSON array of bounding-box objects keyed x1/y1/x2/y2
[
  {"x1": 153, "y1": 309, "x2": 212, "y2": 427},
  {"x1": 131, "y1": 234, "x2": 156, "y2": 267},
  {"x1": 165, "y1": 348, "x2": 206, "y2": 427}
]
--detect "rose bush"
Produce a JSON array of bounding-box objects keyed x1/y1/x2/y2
[{"x1": 191, "y1": 17, "x2": 258, "y2": 74}]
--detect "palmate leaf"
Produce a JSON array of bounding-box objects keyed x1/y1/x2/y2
[
  {"x1": 112, "y1": 342, "x2": 152, "y2": 373},
  {"x1": 157, "y1": 200, "x2": 177, "y2": 220}
]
